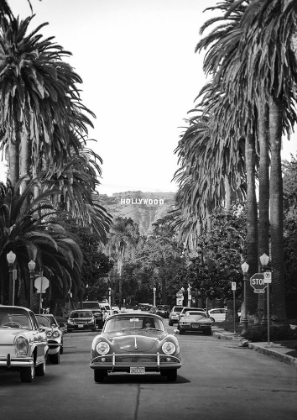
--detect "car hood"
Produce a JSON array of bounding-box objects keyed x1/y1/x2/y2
[
  {"x1": 105, "y1": 331, "x2": 166, "y2": 352},
  {"x1": 0, "y1": 328, "x2": 28, "y2": 344}
]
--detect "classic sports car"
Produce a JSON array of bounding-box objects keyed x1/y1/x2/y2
[
  {"x1": 178, "y1": 311, "x2": 212, "y2": 335},
  {"x1": 0, "y1": 306, "x2": 48, "y2": 383},
  {"x1": 90, "y1": 312, "x2": 182, "y2": 383},
  {"x1": 35, "y1": 314, "x2": 63, "y2": 364}
]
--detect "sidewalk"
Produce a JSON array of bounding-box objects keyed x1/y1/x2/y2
[{"x1": 212, "y1": 327, "x2": 297, "y2": 368}]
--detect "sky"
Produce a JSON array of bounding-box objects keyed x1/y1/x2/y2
[{"x1": 1, "y1": 0, "x2": 297, "y2": 195}]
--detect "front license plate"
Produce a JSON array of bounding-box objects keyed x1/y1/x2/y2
[
  {"x1": 130, "y1": 367, "x2": 145, "y2": 374},
  {"x1": 192, "y1": 324, "x2": 200, "y2": 328},
  {"x1": 78, "y1": 325, "x2": 84, "y2": 328}
]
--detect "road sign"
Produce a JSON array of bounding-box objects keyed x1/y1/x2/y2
[
  {"x1": 250, "y1": 273, "x2": 267, "y2": 293},
  {"x1": 176, "y1": 298, "x2": 183, "y2": 305},
  {"x1": 34, "y1": 276, "x2": 50, "y2": 293},
  {"x1": 231, "y1": 282, "x2": 236, "y2": 290},
  {"x1": 264, "y1": 271, "x2": 272, "y2": 283}
]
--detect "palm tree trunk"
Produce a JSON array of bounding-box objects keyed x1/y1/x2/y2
[
  {"x1": 8, "y1": 134, "x2": 19, "y2": 187},
  {"x1": 245, "y1": 132, "x2": 258, "y2": 315},
  {"x1": 269, "y1": 96, "x2": 286, "y2": 320},
  {"x1": 257, "y1": 99, "x2": 270, "y2": 317}
]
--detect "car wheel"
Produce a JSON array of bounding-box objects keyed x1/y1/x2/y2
[
  {"x1": 203, "y1": 328, "x2": 212, "y2": 336},
  {"x1": 60, "y1": 341, "x2": 64, "y2": 355},
  {"x1": 167, "y1": 369, "x2": 177, "y2": 382},
  {"x1": 168, "y1": 320, "x2": 173, "y2": 326},
  {"x1": 35, "y1": 361, "x2": 46, "y2": 376},
  {"x1": 67, "y1": 329, "x2": 72, "y2": 333},
  {"x1": 49, "y1": 351, "x2": 60, "y2": 364},
  {"x1": 20, "y1": 365, "x2": 35, "y2": 383},
  {"x1": 94, "y1": 370, "x2": 107, "y2": 383}
]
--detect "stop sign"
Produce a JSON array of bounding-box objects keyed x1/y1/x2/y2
[{"x1": 250, "y1": 273, "x2": 267, "y2": 293}]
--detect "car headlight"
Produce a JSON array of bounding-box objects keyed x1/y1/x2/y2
[
  {"x1": 15, "y1": 336, "x2": 29, "y2": 356},
  {"x1": 52, "y1": 330, "x2": 60, "y2": 338},
  {"x1": 67, "y1": 319, "x2": 74, "y2": 324},
  {"x1": 95, "y1": 341, "x2": 110, "y2": 355},
  {"x1": 46, "y1": 331, "x2": 53, "y2": 338},
  {"x1": 162, "y1": 342, "x2": 176, "y2": 355}
]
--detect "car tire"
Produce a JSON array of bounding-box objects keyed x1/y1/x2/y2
[
  {"x1": 35, "y1": 361, "x2": 46, "y2": 376},
  {"x1": 94, "y1": 369, "x2": 107, "y2": 383},
  {"x1": 168, "y1": 320, "x2": 173, "y2": 326},
  {"x1": 60, "y1": 341, "x2": 64, "y2": 355},
  {"x1": 167, "y1": 369, "x2": 177, "y2": 382},
  {"x1": 67, "y1": 329, "x2": 72, "y2": 333},
  {"x1": 20, "y1": 365, "x2": 35, "y2": 383},
  {"x1": 49, "y1": 351, "x2": 60, "y2": 364},
  {"x1": 203, "y1": 328, "x2": 212, "y2": 336}
]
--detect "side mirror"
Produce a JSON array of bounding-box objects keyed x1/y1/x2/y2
[{"x1": 180, "y1": 314, "x2": 184, "y2": 318}]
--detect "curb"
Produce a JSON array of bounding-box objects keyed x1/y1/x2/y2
[
  {"x1": 212, "y1": 331, "x2": 297, "y2": 368},
  {"x1": 248, "y1": 343, "x2": 297, "y2": 367}
]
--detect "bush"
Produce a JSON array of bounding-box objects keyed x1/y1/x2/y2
[{"x1": 241, "y1": 324, "x2": 297, "y2": 342}]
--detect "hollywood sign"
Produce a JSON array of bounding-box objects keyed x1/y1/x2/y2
[{"x1": 120, "y1": 198, "x2": 164, "y2": 205}]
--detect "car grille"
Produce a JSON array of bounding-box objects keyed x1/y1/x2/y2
[{"x1": 116, "y1": 356, "x2": 157, "y2": 363}]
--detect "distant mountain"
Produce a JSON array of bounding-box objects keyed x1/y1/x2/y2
[{"x1": 99, "y1": 191, "x2": 176, "y2": 236}]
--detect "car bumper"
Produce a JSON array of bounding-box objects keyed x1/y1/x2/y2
[
  {"x1": 179, "y1": 324, "x2": 211, "y2": 332},
  {"x1": 0, "y1": 355, "x2": 34, "y2": 368},
  {"x1": 47, "y1": 340, "x2": 62, "y2": 354},
  {"x1": 67, "y1": 324, "x2": 94, "y2": 331},
  {"x1": 90, "y1": 352, "x2": 182, "y2": 372}
]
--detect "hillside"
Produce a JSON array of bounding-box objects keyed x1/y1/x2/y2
[{"x1": 99, "y1": 191, "x2": 176, "y2": 236}]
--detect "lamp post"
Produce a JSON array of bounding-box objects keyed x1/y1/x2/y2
[
  {"x1": 7, "y1": 251, "x2": 16, "y2": 305},
  {"x1": 28, "y1": 260, "x2": 36, "y2": 311},
  {"x1": 259, "y1": 253, "x2": 271, "y2": 345},
  {"x1": 108, "y1": 287, "x2": 112, "y2": 307},
  {"x1": 153, "y1": 287, "x2": 156, "y2": 306},
  {"x1": 241, "y1": 261, "x2": 249, "y2": 333},
  {"x1": 187, "y1": 284, "x2": 192, "y2": 307}
]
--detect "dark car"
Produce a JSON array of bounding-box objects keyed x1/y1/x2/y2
[
  {"x1": 67, "y1": 310, "x2": 96, "y2": 332},
  {"x1": 156, "y1": 305, "x2": 170, "y2": 318},
  {"x1": 90, "y1": 312, "x2": 182, "y2": 382}
]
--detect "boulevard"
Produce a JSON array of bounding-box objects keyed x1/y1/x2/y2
[{"x1": 0, "y1": 321, "x2": 296, "y2": 420}]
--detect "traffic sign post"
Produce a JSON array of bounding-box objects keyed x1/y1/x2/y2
[
  {"x1": 250, "y1": 273, "x2": 267, "y2": 293},
  {"x1": 231, "y1": 282, "x2": 236, "y2": 334},
  {"x1": 264, "y1": 271, "x2": 272, "y2": 345},
  {"x1": 34, "y1": 273, "x2": 50, "y2": 314}
]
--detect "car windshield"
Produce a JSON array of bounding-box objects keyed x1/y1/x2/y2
[
  {"x1": 173, "y1": 307, "x2": 184, "y2": 313},
  {"x1": 70, "y1": 311, "x2": 92, "y2": 318},
  {"x1": 104, "y1": 316, "x2": 164, "y2": 333},
  {"x1": 36, "y1": 315, "x2": 58, "y2": 328},
  {"x1": 82, "y1": 302, "x2": 99, "y2": 309},
  {"x1": 0, "y1": 308, "x2": 32, "y2": 329}
]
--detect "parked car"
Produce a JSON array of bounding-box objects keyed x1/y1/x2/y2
[
  {"x1": 0, "y1": 305, "x2": 48, "y2": 383},
  {"x1": 168, "y1": 306, "x2": 185, "y2": 326},
  {"x1": 177, "y1": 311, "x2": 212, "y2": 335},
  {"x1": 90, "y1": 312, "x2": 182, "y2": 382},
  {"x1": 156, "y1": 305, "x2": 170, "y2": 318},
  {"x1": 207, "y1": 308, "x2": 227, "y2": 322},
  {"x1": 35, "y1": 313, "x2": 63, "y2": 364},
  {"x1": 67, "y1": 310, "x2": 96, "y2": 332}
]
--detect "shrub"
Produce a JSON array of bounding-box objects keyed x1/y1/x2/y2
[{"x1": 241, "y1": 324, "x2": 297, "y2": 342}]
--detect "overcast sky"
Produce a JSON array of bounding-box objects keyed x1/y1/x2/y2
[{"x1": 1, "y1": 0, "x2": 297, "y2": 195}]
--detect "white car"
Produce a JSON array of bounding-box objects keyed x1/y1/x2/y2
[
  {"x1": 35, "y1": 314, "x2": 64, "y2": 364},
  {"x1": 208, "y1": 308, "x2": 227, "y2": 322}
]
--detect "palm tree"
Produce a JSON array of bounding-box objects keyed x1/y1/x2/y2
[
  {"x1": 0, "y1": 14, "x2": 88, "y2": 191},
  {"x1": 0, "y1": 178, "x2": 83, "y2": 305},
  {"x1": 107, "y1": 217, "x2": 139, "y2": 307}
]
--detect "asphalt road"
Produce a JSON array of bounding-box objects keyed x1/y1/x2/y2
[{"x1": 0, "y1": 321, "x2": 296, "y2": 420}]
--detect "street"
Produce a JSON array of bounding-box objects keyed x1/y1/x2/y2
[{"x1": 0, "y1": 321, "x2": 296, "y2": 420}]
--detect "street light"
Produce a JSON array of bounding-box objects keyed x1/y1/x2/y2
[
  {"x1": 153, "y1": 287, "x2": 156, "y2": 306},
  {"x1": 259, "y1": 253, "x2": 271, "y2": 345},
  {"x1": 7, "y1": 251, "x2": 16, "y2": 305},
  {"x1": 108, "y1": 287, "x2": 112, "y2": 307},
  {"x1": 241, "y1": 261, "x2": 249, "y2": 333},
  {"x1": 28, "y1": 260, "x2": 36, "y2": 311}
]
